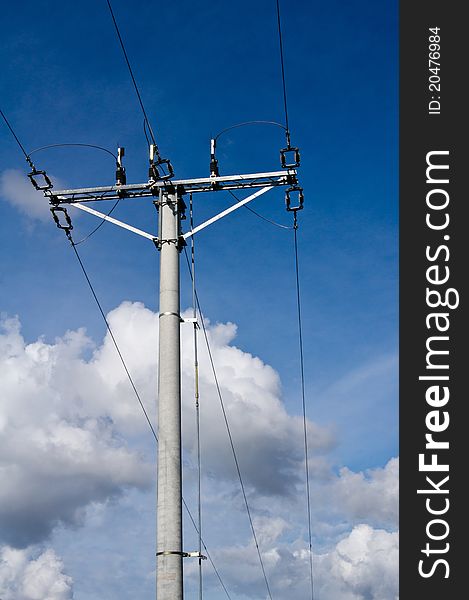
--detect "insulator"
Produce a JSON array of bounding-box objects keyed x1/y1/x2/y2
[
  {"x1": 50, "y1": 206, "x2": 73, "y2": 231},
  {"x1": 28, "y1": 170, "x2": 53, "y2": 191},
  {"x1": 115, "y1": 165, "x2": 126, "y2": 186},
  {"x1": 285, "y1": 186, "x2": 304, "y2": 212},
  {"x1": 280, "y1": 146, "x2": 301, "y2": 169},
  {"x1": 210, "y1": 158, "x2": 219, "y2": 177}
]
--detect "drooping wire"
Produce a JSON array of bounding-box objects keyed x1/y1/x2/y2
[
  {"x1": 66, "y1": 232, "x2": 232, "y2": 599},
  {"x1": 105, "y1": 0, "x2": 158, "y2": 151},
  {"x1": 227, "y1": 190, "x2": 292, "y2": 230},
  {"x1": 275, "y1": 0, "x2": 291, "y2": 147},
  {"x1": 292, "y1": 213, "x2": 314, "y2": 600},
  {"x1": 183, "y1": 248, "x2": 274, "y2": 600},
  {"x1": 214, "y1": 120, "x2": 286, "y2": 141},
  {"x1": 73, "y1": 198, "x2": 121, "y2": 245},
  {"x1": 27, "y1": 143, "x2": 117, "y2": 160},
  {"x1": 189, "y1": 193, "x2": 204, "y2": 600}
]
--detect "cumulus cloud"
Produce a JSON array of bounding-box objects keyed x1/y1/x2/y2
[
  {"x1": 332, "y1": 458, "x2": 399, "y2": 528},
  {"x1": 1, "y1": 301, "x2": 398, "y2": 600},
  {"x1": 0, "y1": 545, "x2": 73, "y2": 600},
  {"x1": 194, "y1": 521, "x2": 398, "y2": 600},
  {"x1": 0, "y1": 169, "x2": 58, "y2": 221},
  {"x1": 317, "y1": 525, "x2": 399, "y2": 600},
  {"x1": 1, "y1": 302, "x2": 334, "y2": 548},
  {"x1": 0, "y1": 314, "x2": 152, "y2": 547}
]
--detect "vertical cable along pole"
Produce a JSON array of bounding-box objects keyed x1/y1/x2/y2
[
  {"x1": 190, "y1": 193, "x2": 204, "y2": 600},
  {"x1": 293, "y1": 212, "x2": 314, "y2": 600}
]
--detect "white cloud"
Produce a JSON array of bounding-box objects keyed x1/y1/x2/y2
[
  {"x1": 193, "y1": 521, "x2": 398, "y2": 600},
  {"x1": 1, "y1": 302, "x2": 398, "y2": 599},
  {"x1": 0, "y1": 314, "x2": 152, "y2": 547},
  {"x1": 317, "y1": 525, "x2": 399, "y2": 600},
  {"x1": 0, "y1": 169, "x2": 56, "y2": 221},
  {"x1": 332, "y1": 458, "x2": 399, "y2": 528},
  {"x1": 0, "y1": 303, "x2": 334, "y2": 547},
  {"x1": 0, "y1": 545, "x2": 73, "y2": 600}
]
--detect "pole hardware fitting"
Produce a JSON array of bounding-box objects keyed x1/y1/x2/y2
[
  {"x1": 149, "y1": 158, "x2": 175, "y2": 182},
  {"x1": 50, "y1": 206, "x2": 73, "y2": 232},
  {"x1": 178, "y1": 195, "x2": 187, "y2": 220},
  {"x1": 280, "y1": 146, "x2": 301, "y2": 169},
  {"x1": 155, "y1": 551, "x2": 207, "y2": 560},
  {"x1": 115, "y1": 147, "x2": 127, "y2": 186},
  {"x1": 28, "y1": 169, "x2": 53, "y2": 191},
  {"x1": 285, "y1": 186, "x2": 304, "y2": 212},
  {"x1": 209, "y1": 137, "x2": 220, "y2": 177}
]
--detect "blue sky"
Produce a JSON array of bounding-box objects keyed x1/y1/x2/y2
[{"x1": 0, "y1": 1, "x2": 398, "y2": 599}]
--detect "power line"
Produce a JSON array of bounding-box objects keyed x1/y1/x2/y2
[
  {"x1": 64, "y1": 232, "x2": 232, "y2": 600},
  {"x1": 275, "y1": 0, "x2": 291, "y2": 147},
  {"x1": 183, "y1": 248, "x2": 274, "y2": 600},
  {"x1": 227, "y1": 190, "x2": 292, "y2": 230},
  {"x1": 105, "y1": 0, "x2": 158, "y2": 150},
  {"x1": 69, "y1": 239, "x2": 158, "y2": 440},
  {"x1": 73, "y1": 198, "x2": 121, "y2": 245},
  {"x1": 0, "y1": 102, "x2": 231, "y2": 596},
  {"x1": 28, "y1": 142, "x2": 117, "y2": 160},
  {"x1": 292, "y1": 216, "x2": 315, "y2": 600},
  {"x1": 1, "y1": 108, "x2": 33, "y2": 167}
]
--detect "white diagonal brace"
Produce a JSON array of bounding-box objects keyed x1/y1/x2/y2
[
  {"x1": 70, "y1": 202, "x2": 157, "y2": 242},
  {"x1": 182, "y1": 185, "x2": 273, "y2": 240}
]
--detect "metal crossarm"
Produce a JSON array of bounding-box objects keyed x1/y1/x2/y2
[{"x1": 47, "y1": 170, "x2": 297, "y2": 204}]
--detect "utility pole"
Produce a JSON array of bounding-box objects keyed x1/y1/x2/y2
[
  {"x1": 34, "y1": 146, "x2": 302, "y2": 600},
  {"x1": 155, "y1": 188, "x2": 183, "y2": 599}
]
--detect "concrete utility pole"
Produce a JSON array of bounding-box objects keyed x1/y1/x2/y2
[
  {"x1": 155, "y1": 189, "x2": 183, "y2": 599},
  {"x1": 39, "y1": 155, "x2": 301, "y2": 600}
]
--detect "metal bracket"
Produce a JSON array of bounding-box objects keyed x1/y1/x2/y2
[
  {"x1": 183, "y1": 185, "x2": 273, "y2": 240},
  {"x1": 69, "y1": 202, "x2": 158, "y2": 243},
  {"x1": 155, "y1": 550, "x2": 207, "y2": 560},
  {"x1": 182, "y1": 317, "x2": 199, "y2": 328}
]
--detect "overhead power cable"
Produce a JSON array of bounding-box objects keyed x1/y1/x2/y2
[
  {"x1": 105, "y1": 0, "x2": 158, "y2": 150},
  {"x1": 227, "y1": 190, "x2": 292, "y2": 230},
  {"x1": 183, "y1": 249, "x2": 274, "y2": 600},
  {"x1": 292, "y1": 216, "x2": 315, "y2": 600},
  {"x1": 73, "y1": 198, "x2": 121, "y2": 245},
  {"x1": 67, "y1": 235, "x2": 232, "y2": 600},
  {"x1": 1, "y1": 105, "x2": 230, "y2": 599},
  {"x1": 1, "y1": 108, "x2": 29, "y2": 159},
  {"x1": 28, "y1": 142, "x2": 117, "y2": 160},
  {"x1": 275, "y1": 0, "x2": 291, "y2": 147},
  {"x1": 70, "y1": 240, "x2": 158, "y2": 441}
]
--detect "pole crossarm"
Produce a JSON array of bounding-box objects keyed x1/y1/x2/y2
[{"x1": 46, "y1": 169, "x2": 297, "y2": 204}]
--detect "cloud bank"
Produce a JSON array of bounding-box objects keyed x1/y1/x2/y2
[
  {"x1": 0, "y1": 302, "x2": 398, "y2": 599},
  {"x1": 0, "y1": 546, "x2": 73, "y2": 600}
]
